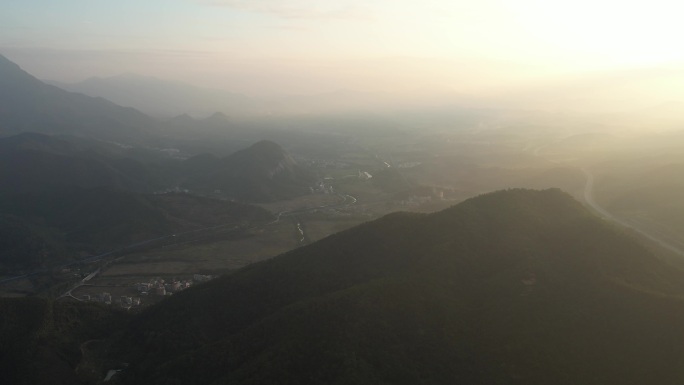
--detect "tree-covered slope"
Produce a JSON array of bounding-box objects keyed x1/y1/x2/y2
[
  {"x1": 0, "y1": 189, "x2": 273, "y2": 272},
  {"x1": 0, "y1": 297, "x2": 126, "y2": 385},
  {"x1": 0, "y1": 133, "x2": 172, "y2": 194},
  {"x1": 113, "y1": 189, "x2": 684, "y2": 385},
  {"x1": 182, "y1": 140, "x2": 314, "y2": 202}
]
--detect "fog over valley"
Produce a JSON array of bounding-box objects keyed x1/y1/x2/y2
[{"x1": 2, "y1": 1, "x2": 684, "y2": 384}]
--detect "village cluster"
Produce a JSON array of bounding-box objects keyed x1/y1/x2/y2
[{"x1": 80, "y1": 274, "x2": 215, "y2": 309}]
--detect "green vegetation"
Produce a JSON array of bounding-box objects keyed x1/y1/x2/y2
[
  {"x1": 0, "y1": 189, "x2": 273, "y2": 272},
  {"x1": 0, "y1": 132, "x2": 314, "y2": 203},
  {"x1": 0, "y1": 297, "x2": 127, "y2": 385},
  {"x1": 5, "y1": 52, "x2": 684, "y2": 385},
  {"x1": 105, "y1": 189, "x2": 684, "y2": 385},
  {"x1": 0, "y1": 132, "x2": 175, "y2": 194}
]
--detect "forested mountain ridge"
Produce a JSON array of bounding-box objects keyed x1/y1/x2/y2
[
  {"x1": 0, "y1": 134, "x2": 310, "y2": 271},
  {"x1": 0, "y1": 189, "x2": 273, "y2": 272},
  {"x1": 182, "y1": 139, "x2": 314, "y2": 202},
  {"x1": 108, "y1": 188, "x2": 684, "y2": 385},
  {"x1": 0, "y1": 132, "x2": 170, "y2": 194}
]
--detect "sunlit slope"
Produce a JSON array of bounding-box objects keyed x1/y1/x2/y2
[{"x1": 116, "y1": 189, "x2": 684, "y2": 385}]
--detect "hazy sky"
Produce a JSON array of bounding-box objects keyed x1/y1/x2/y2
[{"x1": 2, "y1": 0, "x2": 684, "y2": 98}]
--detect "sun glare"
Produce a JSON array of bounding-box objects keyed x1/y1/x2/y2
[{"x1": 513, "y1": 0, "x2": 684, "y2": 68}]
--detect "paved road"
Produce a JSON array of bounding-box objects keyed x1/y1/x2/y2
[
  {"x1": 581, "y1": 169, "x2": 618, "y2": 220},
  {"x1": 529, "y1": 140, "x2": 684, "y2": 257},
  {"x1": 582, "y1": 168, "x2": 684, "y2": 256}
]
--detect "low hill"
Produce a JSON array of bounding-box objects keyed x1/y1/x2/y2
[
  {"x1": 110, "y1": 189, "x2": 684, "y2": 384},
  {"x1": 182, "y1": 140, "x2": 314, "y2": 202}
]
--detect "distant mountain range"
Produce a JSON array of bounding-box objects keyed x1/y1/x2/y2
[
  {"x1": 97, "y1": 189, "x2": 684, "y2": 385},
  {"x1": 0, "y1": 133, "x2": 312, "y2": 271},
  {"x1": 47, "y1": 72, "x2": 472, "y2": 118},
  {"x1": 0, "y1": 54, "x2": 159, "y2": 145},
  {"x1": 46, "y1": 66, "x2": 684, "y2": 118},
  {"x1": 0, "y1": 54, "x2": 318, "y2": 205},
  {"x1": 0, "y1": 57, "x2": 315, "y2": 273},
  {"x1": 0, "y1": 132, "x2": 313, "y2": 201},
  {"x1": 48, "y1": 73, "x2": 252, "y2": 118}
]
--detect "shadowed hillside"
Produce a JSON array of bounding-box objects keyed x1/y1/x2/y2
[
  {"x1": 0, "y1": 133, "x2": 172, "y2": 194},
  {"x1": 0, "y1": 297, "x2": 126, "y2": 385},
  {"x1": 182, "y1": 140, "x2": 314, "y2": 202},
  {"x1": 108, "y1": 189, "x2": 684, "y2": 385},
  {"x1": 0, "y1": 189, "x2": 273, "y2": 272}
]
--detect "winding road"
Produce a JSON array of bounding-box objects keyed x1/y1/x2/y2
[
  {"x1": 581, "y1": 168, "x2": 684, "y2": 256},
  {"x1": 531, "y1": 141, "x2": 684, "y2": 258}
]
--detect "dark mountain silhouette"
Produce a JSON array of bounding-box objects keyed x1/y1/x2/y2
[
  {"x1": 0, "y1": 133, "x2": 314, "y2": 203},
  {"x1": 107, "y1": 189, "x2": 684, "y2": 385},
  {"x1": 0, "y1": 54, "x2": 158, "y2": 144},
  {"x1": 182, "y1": 140, "x2": 314, "y2": 202}
]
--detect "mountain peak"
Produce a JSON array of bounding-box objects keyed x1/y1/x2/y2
[
  {"x1": 226, "y1": 140, "x2": 293, "y2": 172},
  {"x1": 0, "y1": 53, "x2": 19, "y2": 68},
  {"x1": 248, "y1": 139, "x2": 285, "y2": 154},
  {"x1": 205, "y1": 111, "x2": 230, "y2": 123},
  {"x1": 182, "y1": 140, "x2": 311, "y2": 202},
  {"x1": 0, "y1": 53, "x2": 155, "y2": 143},
  {"x1": 168, "y1": 113, "x2": 196, "y2": 125},
  {"x1": 0, "y1": 53, "x2": 41, "y2": 87},
  {"x1": 114, "y1": 187, "x2": 684, "y2": 384}
]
